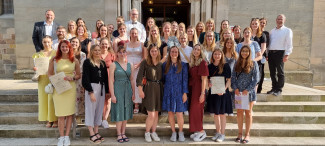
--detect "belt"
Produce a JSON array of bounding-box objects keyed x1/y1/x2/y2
[
  {"x1": 147, "y1": 79, "x2": 161, "y2": 83},
  {"x1": 269, "y1": 50, "x2": 284, "y2": 53}
]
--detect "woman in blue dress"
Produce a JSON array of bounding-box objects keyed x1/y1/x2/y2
[
  {"x1": 162, "y1": 46, "x2": 188, "y2": 142},
  {"x1": 231, "y1": 45, "x2": 259, "y2": 144}
]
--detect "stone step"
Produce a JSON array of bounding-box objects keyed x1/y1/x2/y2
[
  {"x1": 2, "y1": 101, "x2": 325, "y2": 113},
  {"x1": 1, "y1": 123, "x2": 324, "y2": 138},
  {"x1": 0, "y1": 137, "x2": 324, "y2": 146},
  {"x1": 0, "y1": 94, "x2": 37, "y2": 102},
  {"x1": 1, "y1": 112, "x2": 325, "y2": 125},
  {"x1": 0, "y1": 102, "x2": 38, "y2": 112}
]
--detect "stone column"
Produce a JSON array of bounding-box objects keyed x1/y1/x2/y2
[
  {"x1": 201, "y1": 0, "x2": 212, "y2": 22},
  {"x1": 189, "y1": 0, "x2": 201, "y2": 26},
  {"x1": 215, "y1": 0, "x2": 229, "y2": 32},
  {"x1": 122, "y1": 0, "x2": 132, "y2": 20},
  {"x1": 132, "y1": 0, "x2": 144, "y2": 23}
]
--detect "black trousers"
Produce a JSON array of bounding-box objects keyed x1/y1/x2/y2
[
  {"x1": 268, "y1": 50, "x2": 285, "y2": 92},
  {"x1": 257, "y1": 61, "x2": 265, "y2": 93}
]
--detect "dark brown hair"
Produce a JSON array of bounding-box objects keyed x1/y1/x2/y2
[{"x1": 234, "y1": 45, "x2": 253, "y2": 74}]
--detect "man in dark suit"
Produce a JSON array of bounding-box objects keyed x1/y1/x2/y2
[{"x1": 32, "y1": 9, "x2": 59, "y2": 52}]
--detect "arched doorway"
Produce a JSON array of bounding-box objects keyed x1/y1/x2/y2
[{"x1": 142, "y1": 0, "x2": 190, "y2": 28}]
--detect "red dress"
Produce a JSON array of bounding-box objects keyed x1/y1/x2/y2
[
  {"x1": 101, "y1": 52, "x2": 116, "y2": 116},
  {"x1": 189, "y1": 60, "x2": 209, "y2": 132}
]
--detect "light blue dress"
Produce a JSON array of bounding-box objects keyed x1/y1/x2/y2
[
  {"x1": 162, "y1": 62, "x2": 189, "y2": 112},
  {"x1": 235, "y1": 41, "x2": 261, "y2": 60}
]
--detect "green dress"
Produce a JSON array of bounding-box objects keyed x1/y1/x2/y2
[{"x1": 110, "y1": 62, "x2": 133, "y2": 122}]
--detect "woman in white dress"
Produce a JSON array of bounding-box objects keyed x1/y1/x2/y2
[{"x1": 125, "y1": 28, "x2": 147, "y2": 113}]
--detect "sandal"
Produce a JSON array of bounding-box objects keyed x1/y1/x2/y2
[
  {"x1": 45, "y1": 122, "x2": 52, "y2": 128},
  {"x1": 52, "y1": 122, "x2": 58, "y2": 128},
  {"x1": 133, "y1": 104, "x2": 139, "y2": 114},
  {"x1": 121, "y1": 134, "x2": 129, "y2": 142},
  {"x1": 242, "y1": 139, "x2": 249, "y2": 144},
  {"x1": 117, "y1": 134, "x2": 124, "y2": 143},
  {"x1": 235, "y1": 133, "x2": 242, "y2": 143},
  {"x1": 95, "y1": 133, "x2": 104, "y2": 142},
  {"x1": 90, "y1": 134, "x2": 101, "y2": 144}
]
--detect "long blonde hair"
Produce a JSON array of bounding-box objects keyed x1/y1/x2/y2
[
  {"x1": 202, "y1": 31, "x2": 216, "y2": 52},
  {"x1": 189, "y1": 44, "x2": 205, "y2": 68},
  {"x1": 147, "y1": 25, "x2": 162, "y2": 48},
  {"x1": 250, "y1": 18, "x2": 262, "y2": 38},
  {"x1": 89, "y1": 44, "x2": 104, "y2": 67},
  {"x1": 187, "y1": 25, "x2": 198, "y2": 45}
]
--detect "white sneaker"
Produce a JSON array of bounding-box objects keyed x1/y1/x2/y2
[
  {"x1": 101, "y1": 120, "x2": 109, "y2": 129},
  {"x1": 193, "y1": 131, "x2": 206, "y2": 142},
  {"x1": 184, "y1": 111, "x2": 189, "y2": 116},
  {"x1": 150, "y1": 132, "x2": 160, "y2": 142},
  {"x1": 211, "y1": 133, "x2": 221, "y2": 141},
  {"x1": 170, "y1": 132, "x2": 177, "y2": 142},
  {"x1": 178, "y1": 132, "x2": 185, "y2": 142},
  {"x1": 144, "y1": 132, "x2": 152, "y2": 142},
  {"x1": 190, "y1": 132, "x2": 198, "y2": 139},
  {"x1": 63, "y1": 136, "x2": 70, "y2": 146},
  {"x1": 57, "y1": 137, "x2": 64, "y2": 146},
  {"x1": 216, "y1": 134, "x2": 225, "y2": 142}
]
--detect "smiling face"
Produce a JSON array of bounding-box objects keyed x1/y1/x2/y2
[
  {"x1": 118, "y1": 25, "x2": 126, "y2": 36},
  {"x1": 77, "y1": 26, "x2": 85, "y2": 36},
  {"x1": 243, "y1": 28, "x2": 252, "y2": 39},
  {"x1": 221, "y1": 21, "x2": 229, "y2": 30},
  {"x1": 68, "y1": 22, "x2": 76, "y2": 33},
  {"x1": 130, "y1": 9, "x2": 139, "y2": 22},
  {"x1": 196, "y1": 23, "x2": 204, "y2": 32},
  {"x1": 77, "y1": 20, "x2": 85, "y2": 27},
  {"x1": 171, "y1": 23, "x2": 178, "y2": 32},
  {"x1": 150, "y1": 46, "x2": 159, "y2": 59},
  {"x1": 92, "y1": 46, "x2": 101, "y2": 58},
  {"x1": 213, "y1": 50, "x2": 222, "y2": 62},
  {"x1": 276, "y1": 15, "x2": 285, "y2": 28},
  {"x1": 42, "y1": 38, "x2": 52, "y2": 49},
  {"x1": 225, "y1": 39, "x2": 233, "y2": 49},
  {"x1": 107, "y1": 24, "x2": 114, "y2": 34},
  {"x1": 233, "y1": 27, "x2": 241, "y2": 35},
  {"x1": 56, "y1": 28, "x2": 66, "y2": 39},
  {"x1": 240, "y1": 47, "x2": 250, "y2": 59},
  {"x1": 96, "y1": 20, "x2": 104, "y2": 29},
  {"x1": 163, "y1": 23, "x2": 171, "y2": 36},
  {"x1": 147, "y1": 19, "x2": 155, "y2": 28},
  {"x1": 130, "y1": 29, "x2": 138, "y2": 40},
  {"x1": 187, "y1": 28, "x2": 194, "y2": 37},
  {"x1": 100, "y1": 39, "x2": 109, "y2": 51},
  {"x1": 117, "y1": 49, "x2": 127, "y2": 59},
  {"x1": 170, "y1": 47, "x2": 179, "y2": 60},
  {"x1": 223, "y1": 30, "x2": 232, "y2": 39},
  {"x1": 60, "y1": 42, "x2": 70, "y2": 54},
  {"x1": 150, "y1": 27, "x2": 159, "y2": 39},
  {"x1": 193, "y1": 45, "x2": 201, "y2": 58},
  {"x1": 99, "y1": 26, "x2": 108, "y2": 38},
  {"x1": 206, "y1": 22, "x2": 214, "y2": 31},
  {"x1": 179, "y1": 36, "x2": 187, "y2": 44},
  {"x1": 45, "y1": 10, "x2": 55, "y2": 23},
  {"x1": 250, "y1": 20, "x2": 259, "y2": 31},
  {"x1": 206, "y1": 32, "x2": 214, "y2": 44},
  {"x1": 70, "y1": 38, "x2": 80, "y2": 50}
]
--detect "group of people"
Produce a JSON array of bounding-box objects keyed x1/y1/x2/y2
[{"x1": 32, "y1": 8, "x2": 293, "y2": 146}]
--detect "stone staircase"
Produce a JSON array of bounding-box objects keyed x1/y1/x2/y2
[{"x1": 0, "y1": 80, "x2": 325, "y2": 145}]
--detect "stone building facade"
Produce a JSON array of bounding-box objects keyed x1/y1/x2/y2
[{"x1": 0, "y1": 0, "x2": 324, "y2": 86}]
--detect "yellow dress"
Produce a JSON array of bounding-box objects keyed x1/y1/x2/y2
[
  {"x1": 32, "y1": 50, "x2": 57, "y2": 122},
  {"x1": 53, "y1": 59, "x2": 76, "y2": 116}
]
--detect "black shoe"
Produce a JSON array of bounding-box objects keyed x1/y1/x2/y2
[
  {"x1": 273, "y1": 91, "x2": 282, "y2": 96},
  {"x1": 266, "y1": 89, "x2": 275, "y2": 94}
]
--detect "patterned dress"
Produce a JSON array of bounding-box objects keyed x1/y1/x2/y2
[
  {"x1": 162, "y1": 62, "x2": 189, "y2": 112},
  {"x1": 75, "y1": 52, "x2": 86, "y2": 115},
  {"x1": 110, "y1": 62, "x2": 133, "y2": 122}
]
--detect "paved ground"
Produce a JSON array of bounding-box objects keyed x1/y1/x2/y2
[{"x1": 1, "y1": 79, "x2": 325, "y2": 95}]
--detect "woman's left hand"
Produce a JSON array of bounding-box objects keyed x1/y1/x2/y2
[
  {"x1": 182, "y1": 93, "x2": 187, "y2": 103},
  {"x1": 64, "y1": 76, "x2": 73, "y2": 81},
  {"x1": 199, "y1": 94, "x2": 205, "y2": 103},
  {"x1": 132, "y1": 94, "x2": 135, "y2": 101}
]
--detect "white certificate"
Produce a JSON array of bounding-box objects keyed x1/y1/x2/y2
[
  {"x1": 49, "y1": 72, "x2": 72, "y2": 94},
  {"x1": 210, "y1": 76, "x2": 225, "y2": 94},
  {"x1": 34, "y1": 57, "x2": 49, "y2": 75},
  {"x1": 235, "y1": 92, "x2": 249, "y2": 110}
]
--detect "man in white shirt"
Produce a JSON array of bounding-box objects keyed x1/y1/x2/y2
[
  {"x1": 267, "y1": 14, "x2": 293, "y2": 96},
  {"x1": 125, "y1": 8, "x2": 146, "y2": 43},
  {"x1": 32, "y1": 9, "x2": 59, "y2": 52},
  {"x1": 52, "y1": 26, "x2": 66, "y2": 50}
]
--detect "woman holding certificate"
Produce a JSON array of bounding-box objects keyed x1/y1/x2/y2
[
  {"x1": 32, "y1": 35, "x2": 57, "y2": 128},
  {"x1": 82, "y1": 44, "x2": 109, "y2": 144},
  {"x1": 207, "y1": 49, "x2": 231, "y2": 142},
  {"x1": 48, "y1": 40, "x2": 81, "y2": 146},
  {"x1": 109, "y1": 45, "x2": 135, "y2": 143},
  {"x1": 231, "y1": 45, "x2": 259, "y2": 144},
  {"x1": 162, "y1": 46, "x2": 188, "y2": 142},
  {"x1": 188, "y1": 44, "x2": 209, "y2": 142}
]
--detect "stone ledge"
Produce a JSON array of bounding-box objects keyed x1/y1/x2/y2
[
  {"x1": 265, "y1": 71, "x2": 313, "y2": 87},
  {"x1": 13, "y1": 69, "x2": 34, "y2": 80}
]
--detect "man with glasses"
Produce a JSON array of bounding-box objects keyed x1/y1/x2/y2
[
  {"x1": 125, "y1": 8, "x2": 146, "y2": 43},
  {"x1": 52, "y1": 26, "x2": 67, "y2": 50},
  {"x1": 32, "y1": 9, "x2": 59, "y2": 52},
  {"x1": 267, "y1": 14, "x2": 293, "y2": 96}
]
